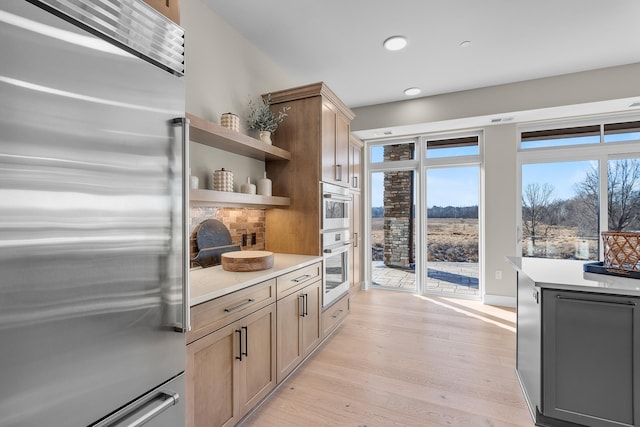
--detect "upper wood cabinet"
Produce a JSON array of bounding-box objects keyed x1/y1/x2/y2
[
  {"x1": 143, "y1": 0, "x2": 180, "y2": 24},
  {"x1": 321, "y1": 101, "x2": 351, "y2": 186},
  {"x1": 349, "y1": 135, "x2": 363, "y2": 191},
  {"x1": 265, "y1": 82, "x2": 355, "y2": 255}
]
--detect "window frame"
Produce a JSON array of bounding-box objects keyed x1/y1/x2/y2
[{"x1": 517, "y1": 113, "x2": 640, "y2": 261}]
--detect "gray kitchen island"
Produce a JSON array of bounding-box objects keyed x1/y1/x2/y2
[{"x1": 507, "y1": 257, "x2": 640, "y2": 427}]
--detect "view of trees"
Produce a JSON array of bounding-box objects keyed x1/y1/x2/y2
[
  {"x1": 371, "y1": 205, "x2": 478, "y2": 218},
  {"x1": 522, "y1": 159, "x2": 640, "y2": 259}
]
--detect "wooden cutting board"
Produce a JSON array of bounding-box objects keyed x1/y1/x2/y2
[{"x1": 221, "y1": 251, "x2": 274, "y2": 272}]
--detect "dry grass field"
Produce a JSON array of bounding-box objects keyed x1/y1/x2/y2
[
  {"x1": 371, "y1": 217, "x2": 479, "y2": 262},
  {"x1": 372, "y1": 216, "x2": 597, "y2": 261}
]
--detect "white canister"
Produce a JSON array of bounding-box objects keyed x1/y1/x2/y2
[
  {"x1": 257, "y1": 172, "x2": 272, "y2": 196},
  {"x1": 189, "y1": 168, "x2": 199, "y2": 189},
  {"x1": 212, "y1": 168, "x2": 233, "y2": 192},
  {"x1": 220, "y1": 112, "x2": 240, "y2": 132},
  {"x1": 240, "y1": 176, "x2": 256, "y2": 194}
]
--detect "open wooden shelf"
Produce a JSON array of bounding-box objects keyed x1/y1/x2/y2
[
  {"x1": 190, "y1": 189, "x2": 290, "y2": 208},
  {"x1": 187, "y1": 113, "x2": 291, "y2": 162}
]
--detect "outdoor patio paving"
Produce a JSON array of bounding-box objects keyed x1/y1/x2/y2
[{"x1": 371, "y1": 261, "x2": 479, "y2": 296}]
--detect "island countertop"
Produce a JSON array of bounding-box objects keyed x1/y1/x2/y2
[
  {"x1": 506, "y1": 256, "x2": 640, "y2": 297},
  {"x1": 189, "y1": 253, "x2": 322, "y2": 306}
]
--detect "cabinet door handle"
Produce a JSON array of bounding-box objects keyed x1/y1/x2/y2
[
  {"x1": 299, "y1": 294, "x2": 305, "y2": 317},
  {"x1": 241, "y1": 326, "x2": 248, "y2": 358},
  {"x1": 335, "y1": 164, "x2": 342, "y2": 181},
  {"x1": 224, "y1": 298, "x2": 255, "y2": 313},
  {"x1": 293, "y1": 274, "x2": 311, "y2": 283},
  {"x1": 354, "y1": 233, "x2": 358, "y2": 248},
  {"x1": 235, "y1": 329, "x2": 242, "y2": 361},
  {"x1": 353, "y1": 176, "x2": 358, "y2": 188},
  {"x1": 303, "y1": 294, "x2": 309, "y2": 316}
]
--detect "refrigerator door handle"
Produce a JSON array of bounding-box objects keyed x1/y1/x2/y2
[
  {"x1": 173, "y1": 117, "x2": 191, "y2": 333},
  {"x1": 107, "y1": 391, "x2": 180, "y2": 427}
]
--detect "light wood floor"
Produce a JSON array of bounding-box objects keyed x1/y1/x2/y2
[{"x1": 240, "y1": 289, "x2": 535, "y2": 427}]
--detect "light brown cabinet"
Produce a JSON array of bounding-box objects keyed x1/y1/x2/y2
[
  {"x1": 276, "y1": 280, "x2": 321, "y2": 382},
  {"x1": 348, "y1": 135, "x2": 363, "y2": 191},
  {"x1": 265, "y1": 82, "x2": 355, "y2": 256},
  {"x1": 143, "y1": 0, "x2": 180, "y2": 23},
  {"x1": 186, "y1": 282, "x2": 276, "y2": 427},
  {"x1": 349, "y1": 191, "x2": 362, "y2": 294},
  {"x1": 321, "y1": 101, "x2": 351, "y2": 186},
  {"x1": 348, "y1": 136, "x2": 363, "y2": 294},
  {"x1": 322, "y1": 293, "x2": 350, "y2": 338}
]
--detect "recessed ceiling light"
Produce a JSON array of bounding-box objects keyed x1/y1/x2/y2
[
  {"x1": 383, "y1": 36, "x2": 407, "y2": 51},
  {"x1": 404, "y1": 87, "x2": 421, "y2": 96},
  {"x1": 459, "y1": 40, "x2": 472, "y2": 48}
]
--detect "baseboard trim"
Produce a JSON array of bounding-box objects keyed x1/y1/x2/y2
[{"x1": 484, "y1": 294, "x2": 516, "y2": 308}]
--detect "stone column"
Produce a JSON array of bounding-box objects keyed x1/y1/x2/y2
[{"x1": 383, "y1": 144, "x2": 414, "y2": 268}]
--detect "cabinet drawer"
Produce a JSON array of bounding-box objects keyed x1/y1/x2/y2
[
  {"x1": 276, "y1": 262, "x2": 322, "y2": 299},
  {"x1": 188, "y1": 279, "x2": 276, "y2": 344},
  {"x1": 322, "y1": 293, "x2": 349, "y2": 338}
]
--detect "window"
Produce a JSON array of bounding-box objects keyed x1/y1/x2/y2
[
  {"x1": 520, "y1": 125, "x2": 600, "y2": 149},
  {"x1": 521, "y1": 161, "x2": 598, "y2": 260},
  {"x1": 519, "y1": 115, "x2": 640, "y2": 260},
  {"x1": 370, "y1": 140, "x2": 415, "y2": 163},
  {"x1": 604, "y1": 121, "x2": 640, "y2": 143},
  {"x1": 426, "y1": 135, "x2": 479, "y2": 158}
]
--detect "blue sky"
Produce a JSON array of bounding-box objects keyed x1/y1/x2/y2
[
  {"x1": 371, "y1": 166, "x2": 479, "y2": 208},
  {"x1": 521, "y1": 161, "x2": 596, "y2": 201}
]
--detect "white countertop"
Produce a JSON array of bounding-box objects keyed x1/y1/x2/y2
[
  {"x1": 506, "y1": 256, "x2": 640, "y2": 296},
  {"x1": 189, "y1": 253, "x2": 322, "y2": 306}
]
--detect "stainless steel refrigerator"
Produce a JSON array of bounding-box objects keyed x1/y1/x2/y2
[{"x1": 0, "y1": 1, "x2": 188, "y2": 425}]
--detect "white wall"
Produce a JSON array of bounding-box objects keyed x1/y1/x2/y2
[{"x1": 181, "y1": 0, "x2": 299, "y2": 189}]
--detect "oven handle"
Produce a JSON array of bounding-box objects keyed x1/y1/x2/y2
[
  {"x1": 323, "y1": 193, "x2": 352, "y2": 202},
  {"x1": 323, "y1": 242, "x2": 351, "y2": 255}
]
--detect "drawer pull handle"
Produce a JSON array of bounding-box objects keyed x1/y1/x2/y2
[
  {"x1": 331, "y1": 309, "x2": 344, "y2": 319},
  {"x1": 293, "y1": 274, "x2": 311, "y2": 283},
  {"x1": 224, "y1": 298, "x2": 255, "y2": 313}
]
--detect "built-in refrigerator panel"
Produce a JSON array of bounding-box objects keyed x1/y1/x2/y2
[{"x1": 0, "y1": 1, "x2": 186, "y2": 425}]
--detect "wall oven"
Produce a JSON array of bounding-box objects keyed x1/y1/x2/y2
[
  {"x1": 322, "y1": 182, "x2": 351, "y2": 231},
  {"x1": 322, "y1": 229, "x2": 350, "y2": 307}
]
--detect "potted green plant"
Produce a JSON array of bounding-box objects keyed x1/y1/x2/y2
[{"x1": 247, "y1": 93, "x2": 290, "y2": 144}]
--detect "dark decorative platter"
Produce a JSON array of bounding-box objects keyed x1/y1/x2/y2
[{"x1": 583, "y1": 261, "x2": 640, "y2": 279}]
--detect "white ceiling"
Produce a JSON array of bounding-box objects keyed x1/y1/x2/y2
[{"x1": 203, "y1": 0, "x2": 640, "y2": 109}]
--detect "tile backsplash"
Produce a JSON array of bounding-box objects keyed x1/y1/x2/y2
[{"x1": 189, "y1": 206, "x2": 265, "y2": 260}]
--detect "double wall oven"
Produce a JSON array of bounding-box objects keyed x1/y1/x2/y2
[{"x1": 321, "y1": 183, "x2": 351, "y2": 307}]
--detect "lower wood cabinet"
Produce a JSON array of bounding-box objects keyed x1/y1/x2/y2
[
  {"x1": 186, "y1": 303, "x2": 276, "y2": 427},
  {"x1": 322, "y1": 293, "x2": 349, "y2": 338},
  {"x1": 276, "y1": 280, "x2": 321, "y2": 383}
]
